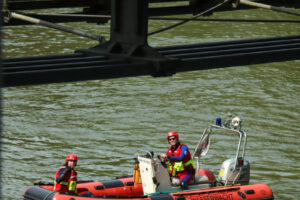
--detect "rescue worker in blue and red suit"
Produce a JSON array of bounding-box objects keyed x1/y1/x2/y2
[
  {"x1": 54, "y1": 154, "x2": 78, "y2": 193},
  {"x1": 160, "y1": 131, "x2": 195, "y2": 190}
]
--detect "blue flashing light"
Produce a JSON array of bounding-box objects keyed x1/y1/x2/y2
[{"x1": 216, "y1": 117, "x2": 222, "y2": 126}]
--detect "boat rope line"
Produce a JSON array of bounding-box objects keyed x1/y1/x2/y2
[
  {"x1": 148, "y1": 0, "x2": 230, "y2": 36},
  {"x1": 172, "y1": 186, "x2": 241, "y2": 196},
  {"x1": 5, "y1": 12, "x2": 106, "y2": 43}
]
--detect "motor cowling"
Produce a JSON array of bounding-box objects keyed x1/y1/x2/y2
[{"x1": 217, "y1": 158, "x2": 250, "y2": 186}]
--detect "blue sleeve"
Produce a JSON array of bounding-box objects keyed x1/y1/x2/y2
[
  {"x1": 168, "y1": 145, "x2": 189, "y2": 162},
  {"x1": 56, "y1": 167, "x2": 69, "y2": 183},
  {"x1": 59, "y1": 168, "x2": 66, "y2": 176}
]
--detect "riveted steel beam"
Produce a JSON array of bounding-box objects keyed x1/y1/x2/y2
[{"x1": 2, "y1": 35, "x2": 300, "y2": 87}]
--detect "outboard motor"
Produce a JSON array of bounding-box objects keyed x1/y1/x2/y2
[
  {"x1": 217, "y1": 157, "x2": 250, "y2": 185},
  {"x1": 213, "y1": 115, "x2": 250, "y2": 186}
]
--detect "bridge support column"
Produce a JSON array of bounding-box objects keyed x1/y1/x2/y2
[{"x1": 77, "y1": 0, "x2": 179, "y2": 77}]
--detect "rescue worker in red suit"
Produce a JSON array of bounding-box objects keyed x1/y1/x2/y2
[
  {"x1": 160, "y1": 131, "x2": 195, "y2": 190},
  {"x1": 54, "y1": 154, "x2": 78, "y2": 193}
]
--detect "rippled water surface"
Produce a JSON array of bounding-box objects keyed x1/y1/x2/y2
[{"x1": 1, "y1": 7, "x2": 300, "y2": 200}]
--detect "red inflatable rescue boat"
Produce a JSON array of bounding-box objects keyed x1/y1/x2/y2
[{"x1": 24, "y1": 119, "x2": 274, "y2": 200}]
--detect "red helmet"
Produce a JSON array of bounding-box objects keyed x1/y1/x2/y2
[
  {"x1": 65, "y1": 154, "x2": 77, "y2": 163},
  {"x1": 166, "y1": 131, "x2": 179, "y2": 141}
]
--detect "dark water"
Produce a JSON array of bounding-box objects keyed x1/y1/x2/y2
[{"x1": 1, "y1": 7, "x2": 300, "y2": 200}]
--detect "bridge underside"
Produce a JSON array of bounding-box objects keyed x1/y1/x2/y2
[
  {"x1": 2, "y1": 0, "x2": 300, "y2": 87},
  {"x1": 4, "y1": 0, "x2": 300, "y2": 25}
]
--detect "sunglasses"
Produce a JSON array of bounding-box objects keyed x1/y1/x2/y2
[{"x1": 168, "y1": 137, "x2": 176, "y2": 141}]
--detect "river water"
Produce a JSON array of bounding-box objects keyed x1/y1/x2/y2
[{"x1": 1, "y1": 6, "x2": 300, "y2": 200}]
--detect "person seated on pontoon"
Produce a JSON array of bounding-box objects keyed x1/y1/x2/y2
[
  {"x1": 160, "y1": 131, "x2": 195, "y2": 189},
  {"x1": 54, "y1": 154, "x2": 78, "y2": 193}
]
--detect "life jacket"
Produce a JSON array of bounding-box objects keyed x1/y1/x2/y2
[
  {"x1": 54, "y1": 166, "x2": 77, "y2": 193},
  {"x1": 68, "y1": 170, "x2": 77, "y2": 193},
  {"x1": 167, "y1": 144, "x2": 195, "y2": 177}
]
